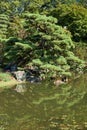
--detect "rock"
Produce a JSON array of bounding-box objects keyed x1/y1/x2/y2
[
  {"x1": 13, "y1": 71, "x2": 26, "y2": 82},
  {"x1": 54, "y1": 80, "x2": 65, "y2": 86},
  {"x1": 27, "y1": 76, "x2": 41, "y2": 83},
  {"x1": 10, "y1": 64, "x2": 17, "y2": 72}
]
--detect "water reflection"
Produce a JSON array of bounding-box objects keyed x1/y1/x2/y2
[
  {"x1": 14, "y1": 84, "x2": 27, "y2": 93},
  {"x1": 0, "y1": 74, "x2": 87, "y2": 130}
]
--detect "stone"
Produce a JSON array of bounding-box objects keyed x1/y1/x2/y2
[
  {"x1": 27, "y1": 76, "x2": 41, "y2": 83},
  {"x1": 10, "y1": 64, "x2": 17, "y2": 72},
  {"x1": 54, "y1": 80, "x2": 65, "y2": 86},
  {"x1": 13, "y1": 71, "x2": 26, "y2": 82}
]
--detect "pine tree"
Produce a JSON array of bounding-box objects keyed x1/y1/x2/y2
[
  {"x1": 3, "y1": 12, "x2": 84, "y2": 78},
  {"x1": 0, "y1": 14, "x2": 9, "y2": 66},
  {"x1": 21, "y1": 13, "x2": 84, "y2": 78}
]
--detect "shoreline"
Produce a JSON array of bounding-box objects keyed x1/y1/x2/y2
[
  {"x1": 0, "y1": 78, "x2": 28, "y2": 89},
  {"x1": 0, "y1": 72, "x2": 86, "y2": 89},
  {"x1": 0, "y1": 79, "x2": 18, "y2": 88}
]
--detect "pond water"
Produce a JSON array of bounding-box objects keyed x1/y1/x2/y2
[{"x1": 0, "y1": 74, "x2": 87, "y2": 130}]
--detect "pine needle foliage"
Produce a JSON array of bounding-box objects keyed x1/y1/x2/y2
[
  {"x1": 0, "y1": 14, "x2": 9, "y2": 66},
  {"x1": 3, "y1": 13, "x2": 84, "y2": 78},
  {"x1": 21, "y1": 13, "x2": 84, "y2": 77},
  {"x1": 0, "y1": 14, "x2": 9, "y2": 39}
]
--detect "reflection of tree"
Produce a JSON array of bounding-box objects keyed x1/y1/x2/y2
[
  {"x1": 0, "y1": 74, "x2": 87, "y2": 129},
  {"x1": 14, "y1": 84, "x2": 27, "y2": 93},
  {"x1": 32, "y1": 81, "x2": 86, "y2": 108}
]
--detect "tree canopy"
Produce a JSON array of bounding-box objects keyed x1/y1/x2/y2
[
  {"x1": 3, "y1": 13, "x2": 84, "y2": 78},
  {"x1": 50, "y1": 4, "x2": 87, "y2": 41},
  {"x1": 0, "y1": 0, "x2": 80, "y2": 15},
  {"x1": 0, "y1": 0, "x2": 86, "y2": 78}
]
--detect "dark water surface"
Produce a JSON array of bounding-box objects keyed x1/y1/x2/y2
[{"x1": 0, "y1": 74, "x2": 87, "y2": 130}]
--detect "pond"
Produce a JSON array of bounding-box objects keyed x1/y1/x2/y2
[{"x1": 0, "y1": 74, "x2": 87, "y2": 130}]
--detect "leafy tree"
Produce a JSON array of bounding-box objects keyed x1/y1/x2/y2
[
  {"x1": 4, "y1": 13, "x2": 84, "y2": 78},
  {"x1": 50, "y1": 4, "x2": 87, "y2": 41}
]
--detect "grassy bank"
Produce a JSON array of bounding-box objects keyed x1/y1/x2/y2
[
  {"x1": 0, "y1": 71, "x2": 27, "y2": 88},
  {"x1": 0, "y1": 80, "x2": 18, "y2": 88},
  {"x1": 0, "y1": 71, "x2": 18, "y2": 88}
]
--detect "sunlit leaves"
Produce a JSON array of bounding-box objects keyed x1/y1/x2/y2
[
  {"x1": 32, "y1": 59, "x2": 43, "y2": 66},
  {"x1": 56, "y1": 56, "x2": 67, "y2": 65},
  {"x1": 15, "y1": 42, "x2": 35, "y2": 50},
  {"x1": 0, "y1": 14, "x2": 9, "y2": 39}
]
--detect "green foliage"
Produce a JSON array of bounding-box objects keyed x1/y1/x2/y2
[
  {"x1": 0, "y1": 14, "x2": 9, "y2": 39},
  {"x1": 15, "y1": 42, "x2": 34, "y2": 50},
  {"x1": 79, "y1": 0, "x2": 87, "y2": 8},
  {"x1": 3, "y1": 13, "x2": 85, "y2": 78},
  {"x1": 56, "y1": 56, "x2": 67, "y2": 65},
  {"x1": 0, "y1": 14, "x2": 9, "y2": 66},
  {"x1": 50, "y1": 4, "x2": 87, "y2": 41},
  {"x1": 32, "y1": 59, "x2": 43, "y2": 66},
  {"x1": 8, "y1": 13, "x2": 83, "y2": 77},
  {"x1": 0, "y1": 0, "x2": 78, "y2": 15},
  {"x1": 8, "y1": 16, "x2": 26, "y2": 38}
]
